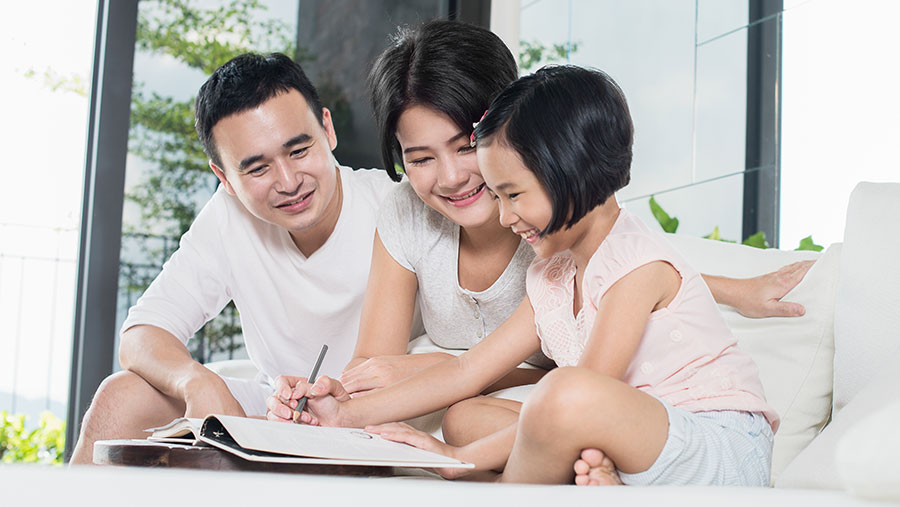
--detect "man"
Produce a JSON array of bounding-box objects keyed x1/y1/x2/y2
[{"x1": 69, "y1": 53, "x2": 397, "y2": 464}]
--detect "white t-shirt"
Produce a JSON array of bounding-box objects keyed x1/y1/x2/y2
[
  {"x1": 121, "y1": 166, "x2": 397, "y2": 384},
  {"x1": 376, "y1": 182, "x2": 554, "y2": 369}
]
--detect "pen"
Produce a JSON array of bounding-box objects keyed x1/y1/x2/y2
[{"x1": 293, "y1": 344, "x2": 328, "y2": 422}]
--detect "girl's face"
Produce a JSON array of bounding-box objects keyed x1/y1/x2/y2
[
  {"x1": 395, "y1": 105, "x2": 497, "y2": 230},
  {"x1": 478, "y1": 142, "x2": 570, "y2": 258}
]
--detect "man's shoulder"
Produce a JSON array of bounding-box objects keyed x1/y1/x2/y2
[{"x1": 340, "y1": 166, "x2": 399, "y2": 203}]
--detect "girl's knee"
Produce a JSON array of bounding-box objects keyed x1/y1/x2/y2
[
  {"x1": 442, "y1": 397, "x2": 489, "y2": 444},
  {"x1": 519, "y1": 367, "x2": 618, "y2": 440}
]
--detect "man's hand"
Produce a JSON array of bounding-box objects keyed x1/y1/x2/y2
[
  {"x1": 730, "y1": 260, "x2": 815, "y2": 318},
  {"x1": 180, "y1": 368, "x2": 246, "y2": 419},
  {"x1": 266, "y1": 375, "x2": 350, "y2": 426}
]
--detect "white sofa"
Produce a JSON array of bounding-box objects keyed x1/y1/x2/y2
[{"x1": 24, "y1": 182, "x2": 892, "y2": 505}]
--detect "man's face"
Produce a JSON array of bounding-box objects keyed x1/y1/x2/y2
[{"x1": 209, "y1": 90, "x2": 339, "y2": 234}]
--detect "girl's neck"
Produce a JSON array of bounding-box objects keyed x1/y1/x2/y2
[{"x1": 568, "y1": 198, "x2": 621, "y2": 270}]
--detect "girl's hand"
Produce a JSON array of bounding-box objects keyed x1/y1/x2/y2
[
  {"x1": 265, "y1": 375, "x2": 307, "y2": 422},
  {"x1": 365, "y1": 422, "x2": 470, "y2": 480}
]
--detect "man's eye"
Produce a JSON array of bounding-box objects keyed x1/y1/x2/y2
[
  {"x1": 291, "y1": 147, "x2": 309, "y2": 157},
  {"x1": 249, "y1": 166, "x2": 267, "y2": 175}
]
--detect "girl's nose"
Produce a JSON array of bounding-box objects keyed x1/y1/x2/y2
[{"x1": 498, "y1": 200, "x2": 517, "y2": 228}]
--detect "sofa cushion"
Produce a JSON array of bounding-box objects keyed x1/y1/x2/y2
[
  {"x1": 776, "y1": 347, "x2": 900, "y2": 497},
  {"x1": 664, "y1": 234, "x2": 836, "y2": 482},
  {"x1": 833, "y1": 182, "x2": 900, "y2": 413}
]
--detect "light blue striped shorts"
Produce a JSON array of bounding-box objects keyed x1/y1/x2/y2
[{"x1": 618, "y1": 399, "x2": 774, "y2": 486}]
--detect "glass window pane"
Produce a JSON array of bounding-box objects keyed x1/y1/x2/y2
[{"x1": 0, "y1": 0, "x2": 97, "y2": 436}]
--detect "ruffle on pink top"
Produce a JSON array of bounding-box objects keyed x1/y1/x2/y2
[{"x1": 526, "y1": 209, "x2": 780, "y2": 432}]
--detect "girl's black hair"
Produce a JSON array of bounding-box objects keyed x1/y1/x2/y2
[
  {"x1": 195, "y1": 52, "x2": 324, "y2": 168},
  {"x1": 474, "y1": 65, "x2": 634, "y2": 236},
  {"x1": 367, "y1": 19, "x2": 518, "y2": 181}
]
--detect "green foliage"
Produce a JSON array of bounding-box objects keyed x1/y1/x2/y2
[
  {"x1": 0, "y1": 411, "x2": 65, "y2": 465},
  {"x1": 742, "y1": 231, "x2": 770, "y2": 249},
  {"x1": 649, "y1": 196, "x2": 680, "y2": 233},
  {"x1": 518, "y1": 40, "x2": 580, "y2": 73},
  {"x1": 649, "y1": 195, "x2": 821, "y2": 251},
  {"x1": 796, "y1": 235, "x2": 824, "y2": 252},
  {"x1": 23, "y1": 68, "x2": 88, "y2": 97}
]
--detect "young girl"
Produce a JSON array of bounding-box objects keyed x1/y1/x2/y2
[{"x1": 287, "y1": 65, "x2": 778, "y2": 486}]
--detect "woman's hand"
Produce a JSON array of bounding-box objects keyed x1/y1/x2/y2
[
  {"x1": 705, "y1": 260, "x2": 815, "y2": 318},
  {"x1": 731, "y1": 260, "x2": 815, "y2": 318},
  {"x1": 341, "y1": 353, "x2": 450, "y2": 396},
  {"x1": 265, "y1": 375, "x2": 351, "y2": 426},
  {"x1": 365, "y1": 422, "x2": 471, "y2": 480}
]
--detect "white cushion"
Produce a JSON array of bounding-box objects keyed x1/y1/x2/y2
[
  {"x1": 204, "y1": 359, "x2": 258, "y2": 379},
  {"x1": 833, "y1": 182, "x2": 900, "y2": 413},
  {"x1": 776, "y1": 348, "x2": 900, "y2": 495},
  {"x1": 665, "y1": 234, "x2": 836, "y2": 482}
]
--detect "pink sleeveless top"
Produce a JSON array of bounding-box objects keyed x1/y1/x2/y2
[{"x1": 526, "y1": 209, "x2": 779, "y2": 431}]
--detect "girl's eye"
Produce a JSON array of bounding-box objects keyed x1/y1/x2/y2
[{"x1": 508, "y1": 192, "x2": 520, "y2": 200}]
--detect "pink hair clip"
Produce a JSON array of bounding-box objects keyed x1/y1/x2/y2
[{"x1": 469, "y1": 109, "x2": 489, "y2": 147}]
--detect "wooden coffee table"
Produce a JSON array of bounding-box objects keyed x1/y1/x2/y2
[{"x1": 93, "y1": 439, "x2": 393, "y2": 476}]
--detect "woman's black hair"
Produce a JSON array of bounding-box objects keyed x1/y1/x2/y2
[
  {"x1": 195, "y1": 52, "x2": 324, "y2": 168},
  {"x1": 367, "y1": 19, "x2": 518, "y2": 181},
  {"x1": 474, "y1": 65, "x2": 634, "y2": 236}
]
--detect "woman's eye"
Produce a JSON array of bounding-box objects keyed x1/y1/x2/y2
[
  {"x1": 458, "y1": 145, "x2": 475, "y2": 154},
  {"x1": 408, "y1": 157, "x2": 432, "y2": 166}
]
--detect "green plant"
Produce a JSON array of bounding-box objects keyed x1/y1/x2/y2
[
  {"x1": 518, "y1": 40, "x2": 580, "y2": 73},
  {"x1": 0, "y1": 411, "x2": 66, "y2": 464},
  {"x1": 649, "y1": 195, "x2": 824, "y2": 252}
]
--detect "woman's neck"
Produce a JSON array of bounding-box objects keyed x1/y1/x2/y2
[{"x1": 568, "y1": 198, "x2": 621, "y2": 271}]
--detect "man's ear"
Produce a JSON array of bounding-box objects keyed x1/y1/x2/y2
[
  {"x1": 321, "y1": 107, "x2": 338, "y2": 152},
  {"x1": 209, "y1": 160, "x2": 236, "y2": 196}
]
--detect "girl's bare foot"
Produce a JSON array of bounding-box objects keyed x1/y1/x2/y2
[{"x1": 573, "y1": 448, "x2": 622, "y2": 486}]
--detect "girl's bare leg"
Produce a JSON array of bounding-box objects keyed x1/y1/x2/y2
[
  {"x1": 442, "y1": 396, "x2": 521, "y2": 446},
  {"x1": 500, "y1": 366, "x2": 669, "y2": 484}
]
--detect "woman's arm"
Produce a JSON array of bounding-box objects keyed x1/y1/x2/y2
[
  {"x1": 292, "y1": 296, "x2": 543, "y2": 428},
  {"x1": 341, "y1": 232, "x2": 453, "y2": 394},
  {"x1": 702, "y1": 260, "x2": 814, "y2": 318}
]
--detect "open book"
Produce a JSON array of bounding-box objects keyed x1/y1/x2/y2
[
  {"x1": 147, "y1": 417, "x2": 205, "y2": 444},
  {"x1": 148, "y1": 415, "x2": 473, "y2": 469}
]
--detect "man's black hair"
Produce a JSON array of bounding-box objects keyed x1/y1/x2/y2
[
  {"x1": 367, "y1": 19, "x2": 518, "y2": 181},
  {"x1": 474, "y1": 65, "x2": 634, "y2": 236},
  {"x1": 195, "y1": 52, "x2": 324, "y2": 168}
]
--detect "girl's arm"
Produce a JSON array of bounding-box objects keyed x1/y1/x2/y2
[
  {"x1": 701, "y1": 260, "x2": 813, "y2": 318},
  {"x1": 341, "y1": 232, "x2": 453, "y2": 394},
  {"x1": 298, "y1": 296, "x2": 543, "y2": 428},
  {"x1": 578, "y1": 261, "x2": 681, "y2": 376}
]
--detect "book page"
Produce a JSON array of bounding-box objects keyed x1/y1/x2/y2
[
  {"x1": 208, "y1": 415, "x2": 468, "y2": 466},
  {"x1": 146, "y1": 417, "x2": 204, "y2": 439}
]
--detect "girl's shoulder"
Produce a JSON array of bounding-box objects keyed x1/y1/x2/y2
[{"x1": 584, "y1": 211, "x2": 691, "y2": 296}]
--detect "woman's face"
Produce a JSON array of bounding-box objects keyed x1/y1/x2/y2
[{"x1": 394, "y1": 105, "x2": 497, "y2": 229}]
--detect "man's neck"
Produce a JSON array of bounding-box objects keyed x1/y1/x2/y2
[{"x1": 289, "y1": 166, "x2": 343, "y2": 258}]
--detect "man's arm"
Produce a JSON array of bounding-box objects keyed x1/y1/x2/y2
[{"x1": 118, "y1": 324, "x2": 245, "y2": 418}]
